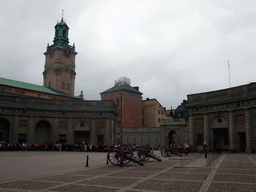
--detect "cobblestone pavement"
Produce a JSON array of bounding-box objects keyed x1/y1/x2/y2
[{"x1": 0, "y1": 151, "x2": 256, "y2": 191}]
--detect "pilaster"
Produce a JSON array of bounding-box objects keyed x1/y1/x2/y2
[
  {"x1": 105, "y1": 119, "x2": 110, "y2": 144},
  {"x1": 67, "y1": 117, "x2": 73, "y2": 143},
  {"x1": 245, "y1": 109, "x2": 252, "y2": 153},
  {"x1": 229, "y1": 110, "x2": 235, "y2": 151},
  {"x1": 204, "y1": 113, "x2": 209, "y2": 147},
  {"x1": 52, "y1": 117, "x2": 59, "y2": 142},
  {"x1": 188, "y1": 115, "x2": 194, "y2": 150},
  {"x1": 12, "y1": 116, "x2": 19, "y2": 143},
  {"x1": 27, "y1": 116, "x2": 34, "y2": 143},
  {"x1": 91, "y1": 118, "x2": 96, "y2": 144}
]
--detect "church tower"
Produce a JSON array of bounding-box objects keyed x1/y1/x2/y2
[{"x1": 43, "y1": 15, "x2": 77, "y2": 96}]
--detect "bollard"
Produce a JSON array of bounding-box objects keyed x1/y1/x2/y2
[
  {"x1": 86, "y1": 155, "x2": 89, "y2": 167},
  {"x1": 106, "y1": 153, "x2": 109, "y2": 164}
]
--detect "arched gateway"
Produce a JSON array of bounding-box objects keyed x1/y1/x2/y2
[{"x1": 0, "y1": 118, "x2": 10, "y2": 142}]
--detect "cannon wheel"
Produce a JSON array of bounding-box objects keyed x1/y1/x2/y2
[
  {"x1": 108, "y1": 151, "x2": 120, "y2": 166},
  {"x1": 108, "y1": 151, "x2": 131, "y2": 166}
]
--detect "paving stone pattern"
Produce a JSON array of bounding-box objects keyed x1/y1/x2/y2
[{"x1": 0, "y1": 152, "x2": 256, "y2": 191}]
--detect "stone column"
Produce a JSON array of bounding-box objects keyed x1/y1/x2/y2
[
  {"x1": 204, "y1": 113, "x2": 209, "y2": 148},
  {"x1": 91, "y1": 118, "x2": 96, "y2": 144},
  {"x1": 27, "y1": 116, "x2": 34, "y2": 143},
  {"x1": 105, "y1": 119, "x2": 110, "y2": 144},
  {"x1": 188, "y1": 115, "x2": 194, "y2": 150},
  {"x1": 12, "y1": 116, "x2": 19, "y2": 143},
  {"x1": 52, "y1": 117, "x2": 59, "y2": 142},
  {"x1": 111, "y1": 120, "x2": 114, "y2": 144},
  {"x1": 245, "y1": 109, "x2": 252, "y2": 153},
  {"x1": 229, "y1": 110, "x2": 235, "y2": 151},
  {"x1": 67, "y1": 117, "x2": 73, "y2": 143}
]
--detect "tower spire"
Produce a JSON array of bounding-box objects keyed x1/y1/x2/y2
[{"x1": 62, "y1": 10, "x2": 65, "y2": 20}]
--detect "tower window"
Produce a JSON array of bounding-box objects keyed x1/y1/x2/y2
[
  {"x1": 62, "y1": 82, "x2": 65, "y2": 89},
  {"x1": 66, "y1": 83, "x2": 69, "y2": 90},
  {"x1": 48, "y1": 81, "x2": 51, "y2": 88}
]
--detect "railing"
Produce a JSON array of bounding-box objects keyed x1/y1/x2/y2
[{"x1": 180, "y1": 152, "x2": 202, "y2": 166}]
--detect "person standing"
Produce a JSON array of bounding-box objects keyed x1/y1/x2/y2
[{"x1": 203, "y1": 141, "x2": 207, "y2": 158}]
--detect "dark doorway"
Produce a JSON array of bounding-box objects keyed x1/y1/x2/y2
[
  {"x1": 0, "y1": 118, "x2": 10, "y2": 142},
  {"x1": 98, "y1": 135, "x2": 104, "y2": 143},
  {"x1": 238, "y1": 132, "x2": 246, "y2": 152},
  {"x1": 213, "y1": 128, "x2": 229, "y2": 151},
  {"x1": 35, "y1": 121, "x2": 51, "y2": 143},
  {"x1": 168, "y1": 131, "x2": 175, "y2": 145},
  {"x1": 74, "y1": 131, "x2": 89, "y2": 143},
  {"x1": 59, "y1": 134, "x2": 66, "y2": 143},
  {"x1": 18, "y1": 134, "x2": 26, "y2": 143}
]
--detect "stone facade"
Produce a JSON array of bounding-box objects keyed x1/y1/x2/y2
[
  {"x1": 186, "y1": 83, "x2": 256, "y2": 153},
  {"x1": 0, "y1": 92, "x2": 118, "y2": 144}
]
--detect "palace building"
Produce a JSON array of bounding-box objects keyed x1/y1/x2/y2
[{"x1": 186, "y1": 83, "x2": 256, "y2": 153}]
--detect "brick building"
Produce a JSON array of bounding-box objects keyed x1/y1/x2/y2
[{"x1": 100, "y1": 77, "x2": 143, "y2": 142}]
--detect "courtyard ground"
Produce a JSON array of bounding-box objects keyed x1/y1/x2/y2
[{"x1": 0, "y1": 151, "x2": 256, "y2": 191}]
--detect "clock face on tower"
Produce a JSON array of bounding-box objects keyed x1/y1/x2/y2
[{"x1": 63, "y1": 49, "x2": 71, "y2": 58}]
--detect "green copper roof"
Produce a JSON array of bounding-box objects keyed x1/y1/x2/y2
[
  {"x1": 0, "y1": 77, "x2": 59, "y2": 95},
  {"x1": 55, "y1": 19, "x2": 68, "y2": 27}
]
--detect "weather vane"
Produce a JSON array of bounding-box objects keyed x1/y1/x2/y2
[{"x1": 62, "y1": 10, "x2": 65, "y2": 20}]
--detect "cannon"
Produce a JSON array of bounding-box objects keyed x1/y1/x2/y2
[
  {"x1": 161, "y1": 145, "x2": 187, "y2": 157},
  {"x1": 105, "y1": 146, "x2": 144, "y2": 166},
  {"x1": 134, "y1": 148, "x2": 161, "y2": 162}
]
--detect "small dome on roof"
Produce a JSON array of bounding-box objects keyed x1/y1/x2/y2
[{"x1": 55, "y1": 19, "x2": 68, "y2": 27}]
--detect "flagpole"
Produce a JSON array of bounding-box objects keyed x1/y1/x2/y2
[{"x1": 228, "y1": 60, "x2": 231, "y2": 88}]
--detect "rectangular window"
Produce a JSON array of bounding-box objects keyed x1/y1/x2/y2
[
  {"x1": 59, "y1": 134, "x2": 66, "y2": 143},
  {"x1": 97, "y1": 122, "x2": 105, "y2": 129},
  {"x1": 195, "y1": 118, "x2": 203, "y2": 127},
  {"x1": 236, "y1": 115, "x2": 245, "y2": 124},
  {"x1": 158, "y1": 118, "x2": 161, "y2": 123},
  {"x1": 158, "y1": 110, "x2": 160, "y2": 114},
  {"x1": 59, "y1": 121, "x2": 67, "y2": 128},
  {"x1": 18, "y1": 134, "x2": 26, "y2": 143},
  {"x1": 98, "y1": 135, "x2": 104, "y2": 143},
  {"x1": 19, "y1": 120, "x2": 27, "y2": 127},
  {"x1": 196, "y1": 134, "x2": 203, "y2": 145}
]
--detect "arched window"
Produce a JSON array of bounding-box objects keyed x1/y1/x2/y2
[
  {"x1": 48, "y1": 81, "x2": 51, "y2": 87},
  {"x1": 66, "y1": 83, "x2": 69, "y2": 90},
  {"x1": 62, "y1": 82, "x2": 65, "y2": 89}
]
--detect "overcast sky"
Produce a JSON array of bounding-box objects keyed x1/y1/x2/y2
[{"x1": 1, "y1": 0, "x2": 256, "y2": 109}]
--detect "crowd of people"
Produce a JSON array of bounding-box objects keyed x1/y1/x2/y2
[
  {"x1": 0, "y1": 141, "x2": 161, "y2": 152},
  {"x1": 0, "y1": 142, "x2": 108, "y2": 152}
]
